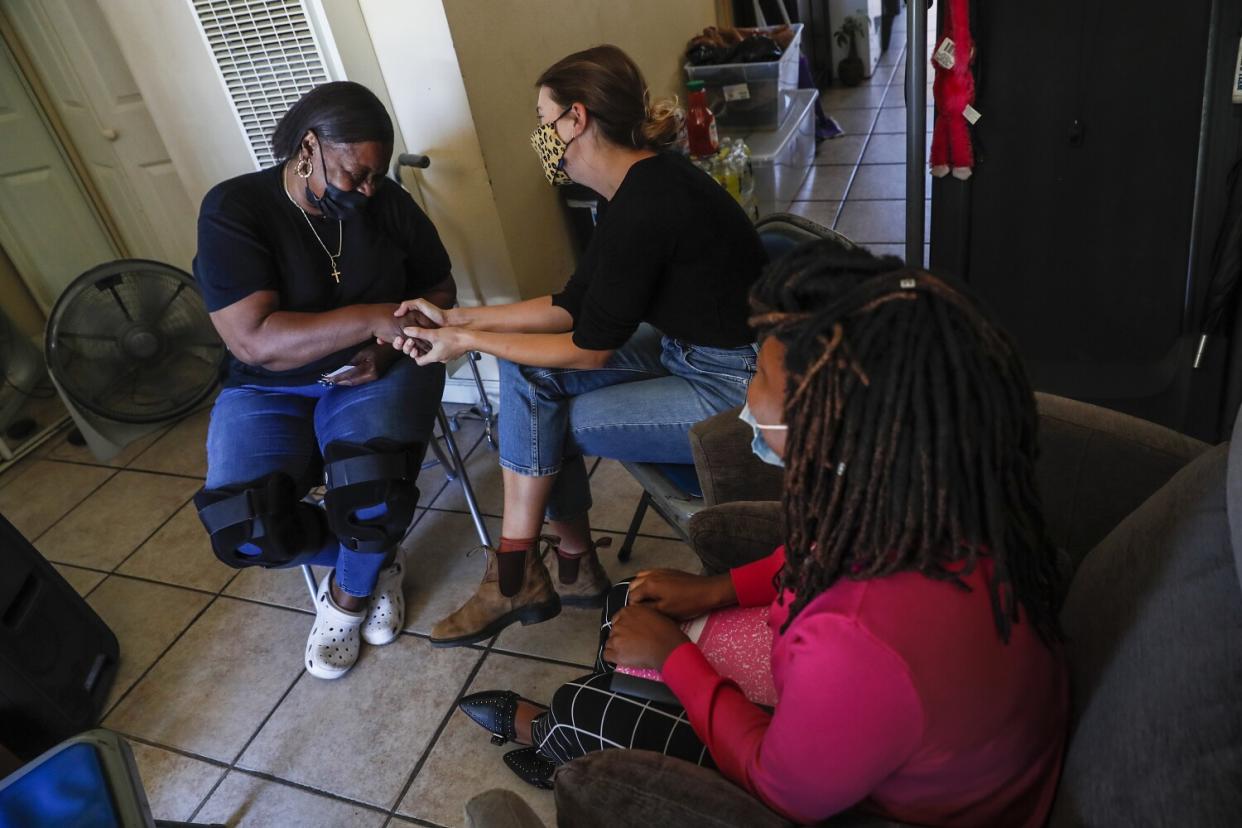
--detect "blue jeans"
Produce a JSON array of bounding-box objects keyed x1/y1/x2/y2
[
  {"x1": 205, "y1": 358, "x2": 445, "y2": 597},
  {"x1": 498, "y1": 324, "x2": 756, "y2": 520}
]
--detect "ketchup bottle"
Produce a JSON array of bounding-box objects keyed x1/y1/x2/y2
[{"x1": 685, "y1": 80, "x2": 719, "y2": 157}]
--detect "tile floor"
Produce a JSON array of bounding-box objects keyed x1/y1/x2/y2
[
  {"x1": 4, "y1": 402, "x2": 699, "y2": 827},
  {"x1": 786, "y1": 8, "x2": 936, "y2": 266}
]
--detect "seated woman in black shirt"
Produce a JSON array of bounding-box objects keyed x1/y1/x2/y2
[
  {"x1": 192, "y1": 82, "x2": 454, "y2": 679},
  {"x1": 389, "y1": 46, "x2": 766, "y2": 646}
]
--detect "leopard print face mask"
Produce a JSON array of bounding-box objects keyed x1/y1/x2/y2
[{"x1": 530, "y1": 107, "x2": 575, "y2": 186}]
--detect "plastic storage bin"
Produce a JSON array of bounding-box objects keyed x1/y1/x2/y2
[
  {"x1": 727, "y1": 89, "x2": 818, "y2": 218},
  {"x1": 684, "y1": 23, "x2": 803, "y2": 131}
]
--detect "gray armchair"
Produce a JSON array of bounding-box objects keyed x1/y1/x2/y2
[
  {"x1": 468, "y1": 394, "x2": 1242, "y2": 827},
  {"x1": 684, "y1": 392, "x2": 1212, "y2": 574}
]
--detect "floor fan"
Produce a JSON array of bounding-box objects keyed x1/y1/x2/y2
[{"x1": 44, "y1": 259, "x2": 224, "y2": 461}]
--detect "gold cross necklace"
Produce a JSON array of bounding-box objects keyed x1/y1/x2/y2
[{"x1": 283, "y1": 163, "x2": 343, "y2": 283}]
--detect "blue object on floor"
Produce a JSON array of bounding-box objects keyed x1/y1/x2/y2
[
  {"x1": 0, "y1": 729, "x2": 225, "y2": 828},
  {"x1": 0, "y1": 742, "x2": 120, "y2": 828}
]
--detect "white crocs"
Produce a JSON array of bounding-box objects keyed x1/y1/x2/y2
[
  {"x1": 362, "y1": 558, "x2": 406, "y2": 647},
  {"x1": 305, "y1": 572, "x2": 365, "y2": 680}
]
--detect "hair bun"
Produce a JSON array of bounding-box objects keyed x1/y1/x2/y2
[{"x1": 641, "y1": 95, "x2": 681, "y2": 150}]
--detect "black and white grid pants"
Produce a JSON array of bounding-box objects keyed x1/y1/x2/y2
[{"x1": 528, "y1": 580, "x2": 714, "y2": 768}]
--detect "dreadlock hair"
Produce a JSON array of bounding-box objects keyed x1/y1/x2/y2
[{"x1": 750, "y1": 240, "x2": 1064, "y2": 646}]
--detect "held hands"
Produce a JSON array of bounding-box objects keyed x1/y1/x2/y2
[
  {"x1": 603, "y1": 604, "x2": 690, "y2": 671},
  {"x1": 393, "y1": 325, "x2": 469, "y2": 366},
  {"x1": 386, "y1": 298, "x2": 468, "y2": 365},
  {"x1": 393, "y1": 298, "x2": 453, "y2": 329},
  {"x1": 627, "y1": 569, "x2": 737, "y2": 620}
]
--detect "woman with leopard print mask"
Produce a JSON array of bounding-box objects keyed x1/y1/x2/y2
[{"x1": 390, "y1": 45, "x2": 766, "y2": 647}]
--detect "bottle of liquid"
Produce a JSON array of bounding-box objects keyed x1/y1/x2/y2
[
  {"x1": 685, "y1": 80, "x2": 719, "y2": 158},
  {"x1": 717, "y1": 140, "x2": 741, "y2": 200},
  {"x1": 733, "y1": 139, "x2": 757, "y2": 219}
]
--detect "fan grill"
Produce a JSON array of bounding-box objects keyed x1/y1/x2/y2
[{"x1": 47, "y1": 260, "x2": 224, "y2": 424}]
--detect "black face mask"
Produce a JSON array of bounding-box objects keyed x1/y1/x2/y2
[{"x1": 305, "y1": 137, "x2": 369, "y2": 221}]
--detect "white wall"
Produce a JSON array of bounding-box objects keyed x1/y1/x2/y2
[
  {"x1": 353, "y1": 0, "x2": 531, "y2": 394},
  {"x1": 95, "y1": 1, "x2": 254, "y2": 205},
  {"x1": 309, "y1": 0, "x2": 404, "y2": 151},
  {"x1": 357, "y1": 0, "x2": 522, "y2": 309}
]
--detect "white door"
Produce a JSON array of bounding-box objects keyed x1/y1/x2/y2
[
  {"x1": 3, "y1": 0, "x2": 197, "y2": 271},
  {"x1": 0, "y1": 36, "x2": 115, "y2": 312}
]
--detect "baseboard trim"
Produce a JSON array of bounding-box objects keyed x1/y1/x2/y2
[{"x1": 442, "y1": 375, "x2": 499, "y2": 406}]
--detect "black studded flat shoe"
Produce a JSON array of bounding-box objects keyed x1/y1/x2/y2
[
  {"x1": 458, "y1": 690, "x2": 546, "y2": 746},
  {"x1": 502, "y1": 747, "x2": 556, "y2": 790}
]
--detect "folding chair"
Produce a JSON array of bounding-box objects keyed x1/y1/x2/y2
[
  {"x1": 447, "y1": 350, "x2": 497, "y2": 450},
  {"x1": 394, "y1": 152, "x2": 498, "y2": 450},
  {"x1": 299, "y1": 403, "x2": 491, "y2": 602},
  {"x1": 617, "y1": 213, "x2": 857, "y2": 560}
]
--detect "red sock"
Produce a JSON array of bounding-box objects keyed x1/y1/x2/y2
[
  {"x1": 497, "y1": 536, "x2": 536, "y2": 596},
  {"x1": 555, "y1": 539, "x2": 593, "y2": 584}
]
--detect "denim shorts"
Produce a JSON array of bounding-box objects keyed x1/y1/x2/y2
[{"x1": 497, "y1": 324, "x2": 755, "y2": 519}]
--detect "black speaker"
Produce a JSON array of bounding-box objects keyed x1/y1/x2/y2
[{"x1": 0, "y1": 512, "x2": 118, "y2": 759}]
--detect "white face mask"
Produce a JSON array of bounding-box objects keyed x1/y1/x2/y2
[{"x1": 738, "y1": 403, "x2": 787, "y2": 468}]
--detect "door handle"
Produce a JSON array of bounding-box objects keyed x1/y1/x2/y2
[{"x1": 101, "y1": 127, "x2": 119, "y2": 141}]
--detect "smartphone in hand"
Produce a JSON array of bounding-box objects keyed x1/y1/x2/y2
[{"x1": 318, "y1": 365, "x2": 354, "y2": 385}]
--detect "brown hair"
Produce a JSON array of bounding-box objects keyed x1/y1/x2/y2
[{"x1": 536, "y1": 45, "x2": 679, "y2": 151}]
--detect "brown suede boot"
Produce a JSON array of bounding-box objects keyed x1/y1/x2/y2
[
  {"x1": 429, "y1": 543, "x2": 561, "y2": 647},
  {"x1": 547, "y1": 537, "x2": 613, "y2": 609}
]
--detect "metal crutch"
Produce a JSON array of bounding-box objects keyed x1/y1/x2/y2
[{"x1": 393, "y1": 152, "x2": 498, "y2": 450}]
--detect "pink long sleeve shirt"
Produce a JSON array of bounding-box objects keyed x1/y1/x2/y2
[{"x1": 661, "y1": 548, "x2": 1068, "y2": 826}]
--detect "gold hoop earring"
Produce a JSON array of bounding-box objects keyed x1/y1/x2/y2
[{"x1": 295, "y1": 157, "x2": 313, "y2": 179}]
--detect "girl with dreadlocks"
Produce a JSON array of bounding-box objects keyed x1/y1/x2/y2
[{"x1": 455, "y1": 242, "x2": 1069, "y2": 826}]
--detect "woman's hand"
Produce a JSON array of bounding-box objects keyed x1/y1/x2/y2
[
  {"x1": 394, "y1": 326, "x2": 469, "y2": 366},
  {"x1": 627, "y1": 570, "x2": 737, "y2": 620},
  {"x1": 325, "y1": 342, "x2": 401, "y2": 387},
  {"x1": 394, "y1": 298, "x2": 458, "y2": 329},
  {"x1": 371, "y1": 304, "x2": 413, "y2": 344},
  {"x1": 603, "y1": 605, "x2": 689, "y2": 670}
]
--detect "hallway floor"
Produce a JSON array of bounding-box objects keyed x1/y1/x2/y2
[{"x1": 792, "y1": 6, "x2": 934, "y2": 265}]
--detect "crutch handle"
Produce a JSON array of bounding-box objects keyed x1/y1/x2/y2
[{"x1": 397, "y1": 153, "x2": 431, "y2": 169}]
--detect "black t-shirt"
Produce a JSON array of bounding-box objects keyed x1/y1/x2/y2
[
  {"x1": 193, "y1": 165, "x2": 451, "y2": 386},
  {"x1": 551, "y1": 152, "x2": 767, "y2": 351}
]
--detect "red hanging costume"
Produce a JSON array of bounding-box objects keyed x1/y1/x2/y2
[{"x1": 929, "y1": 0, "x2": 975, "y2": 179}]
